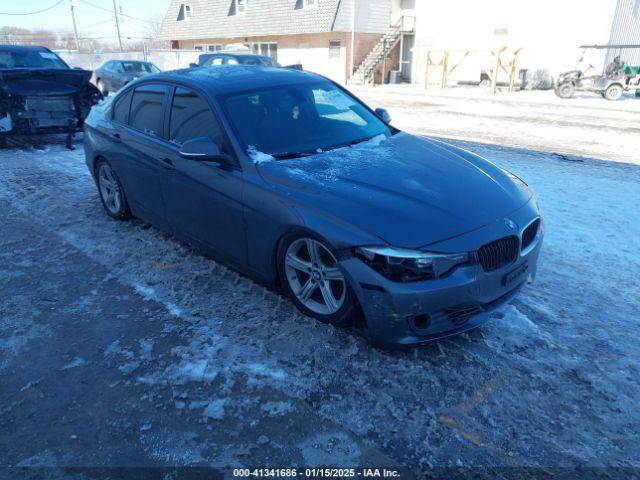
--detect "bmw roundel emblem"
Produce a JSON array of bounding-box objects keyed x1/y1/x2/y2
[{"x1": 505, "y1": 218, "x2": 518, "y2": 230}]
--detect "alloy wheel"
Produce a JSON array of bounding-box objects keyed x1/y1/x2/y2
[
  {"x1": 98, "y1": 163, "x2": 122, "y2": 215},
  {"x1": 284, "y1": 238, "x2": 346, "y2": 315}
]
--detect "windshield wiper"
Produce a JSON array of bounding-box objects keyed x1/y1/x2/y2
[{"x1": 271, "y1": 151, "x2": 315, "y2": 160}]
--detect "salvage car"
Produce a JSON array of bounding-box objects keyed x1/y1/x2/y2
[
  {"x1": 0, "y1": 45, "x2": 102, "y2": 148},
  {"x1": 83, "y1": 66, "x2": 543, "y2": 348},
  {"x1": 95, "y1": 60, "x2": 160, "y2": 96}
]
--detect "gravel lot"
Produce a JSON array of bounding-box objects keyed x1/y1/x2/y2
[{"x1": 1, "y1": 88, "x2": 639, "y2": 477}]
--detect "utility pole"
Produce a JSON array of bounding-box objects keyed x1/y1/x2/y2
[
  {"x1": 68, "y1": 0, "x2": 80, "y2": 52},
  {"x1": 112, "y1": 0, "x2": 123, "y2": 52}
]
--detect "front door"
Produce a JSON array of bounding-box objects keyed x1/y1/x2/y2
[{"x1": 159, "y1": 86, "x2": 246, "y2": 266}]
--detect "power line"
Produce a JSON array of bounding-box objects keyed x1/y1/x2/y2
[
  {"x1": 77, "y1": 0, "x2": 156, "y2": 24},
  {"x1": 0, "y1": 0, "x2": 66, "y2": 16}
]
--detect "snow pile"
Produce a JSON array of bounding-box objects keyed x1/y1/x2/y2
[{"x1": 247, "y1": 146, "x2": 274, "y2": 164}]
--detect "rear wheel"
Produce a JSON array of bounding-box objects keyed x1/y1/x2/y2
[
  {"x1": 604, "y1": 84, "x2": 624, "y2": 101},
  {"x1": 95, "y1": 159, "x2": 131, "y2": 220},
  {"x1": 278, "y1": 234, "x2": 356, "y2": 326},
  {"x1": 555, "y1": 82, "x2": 575, "y2": 98}
]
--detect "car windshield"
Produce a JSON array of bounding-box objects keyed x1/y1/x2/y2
[
  {"x1": 122, "y1": 62, "x2": 160, "y2": 74},
  {"x1": 221, "y1": 81, "x2": 391, "y2": 156},
  {"x1": 0, "y1": 49, "x2": 68, "y2": 70}
]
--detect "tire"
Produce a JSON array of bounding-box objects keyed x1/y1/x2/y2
[
  {"x1": 95, "y1": 159, "x2": 131, "y2": 220},
  {"x1": 555, "y1": 82, "x2": 575, "y2": 99},
  {"x1": 277, "y1": 233, "x2": 357, "y2": 326},
  {"x1": 97, "y1": 79, "x2": 109, "y2": 96},
  {"x1": 604, "y1": 84, "x2": 624, "y2": 101}
]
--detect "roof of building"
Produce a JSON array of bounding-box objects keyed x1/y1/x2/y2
[
  {"x1": 156, "y1": 0, "x2": 343, "y2": 41},
  {"x1": 143, "y1": 65, "x2": 328, "y2": 94}
]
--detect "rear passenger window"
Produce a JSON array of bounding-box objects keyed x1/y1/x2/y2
[
  {"x1": 169, "y1": 87, "x2": 223, "y2": 147},
  {"x1": 112, "y1": 90, "x2": 132, "y2": 124},
  {"x1": 129, "y1": 84, "x2": 166, "y2": 137}
]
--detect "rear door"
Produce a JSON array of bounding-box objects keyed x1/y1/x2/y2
[
  {"x1": 112, "y1": 83, "x2": 171, "y2": 229},
  {"x1": 159, "y1": 86, "x2": 246, "y2": 265}
]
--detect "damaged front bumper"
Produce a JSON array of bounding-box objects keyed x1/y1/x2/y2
[
  {"x1": 0, "y1": 68, "x2": 102, "y2": 145},
  {"x1": 0, "y1": 95, "x2": 87, "y2": 136},
  {"x1": 340, "y1": 205, "x2": 544, "y2": 348}
]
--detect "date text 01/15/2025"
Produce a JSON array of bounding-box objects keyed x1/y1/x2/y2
[{"x1": 232, "y1": 468, "x2": 401, "y2": 477}]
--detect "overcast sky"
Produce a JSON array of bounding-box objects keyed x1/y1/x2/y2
[{"x1": 0, "y1": 0, "x2": 171, "y2": 41}]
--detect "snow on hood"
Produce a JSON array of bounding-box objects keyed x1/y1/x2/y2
[
  {"x1": 256, "y1": 132, "x2": 532, "y2": 248},
  {"x1": 248, "y1": 146, "x2": 275, "y2": 164}
]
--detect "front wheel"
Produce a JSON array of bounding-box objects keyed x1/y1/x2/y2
[
  {"x1": 555, "y1": 82, "x2": 575, "y2": 98},
  {"x1": 604, "y1": 84, "x2": 624, "y2": 101},
  {"x1": 95, "y1": 160, "x2": 131, "y2": 220},
  {"x1": 278, "y1": 235, "x2": 357, "y2": 326}
]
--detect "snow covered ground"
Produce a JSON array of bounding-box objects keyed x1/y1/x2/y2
[
  {"x1": 0, "y1": 107, "x2": 639, "y2": 475},
  {"x1": 350, "y1": 84, "x2": 640, "y2": 165}
]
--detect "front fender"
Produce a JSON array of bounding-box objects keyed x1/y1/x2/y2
[{"x1": 242, "y1": 177, "x2": 386, "y2": 285}]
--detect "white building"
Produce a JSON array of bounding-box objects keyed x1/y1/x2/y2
[{"x1": 388, "y1": 0, "x2": 625, "y2": 86}]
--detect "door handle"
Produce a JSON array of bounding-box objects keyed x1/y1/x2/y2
[{"x1": 159, "y1": 157, "x2": 175, "y2": 170}]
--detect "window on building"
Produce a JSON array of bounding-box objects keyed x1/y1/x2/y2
[
  {"x1": 112, "y1": 89, "x2": 132, "y2": 124},
  {"x1": 129, "y1": 85, "x2": 167, "y2": 137},
  {"x1": 169, "y1": 87, "x2": 224, "y2": 147},
  {"x1": 177, "y1": 4, "x2": 192, "y2": 21},
  {"x1": 295, "y1": 0, "x2": 317, "y2": 9},
  {"x1": 329, "y1": 40, "x2": 341, "y2": 59},
  {"x1": 232, "y1": 0, "x2": 246, "y2": 15}
]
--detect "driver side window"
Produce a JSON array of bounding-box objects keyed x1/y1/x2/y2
[{"x1": 169, "y1": 87, "x2": 224, "y2": 148}]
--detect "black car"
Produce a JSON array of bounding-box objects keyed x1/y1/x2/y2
[
  {"x1": 95, "y1": 60, "x2": 160, "y2": 96},
  {"x1": 83, "y1": 66, "x2": 542, "y2": 348},
  {"x1": 0, "y1": 45, "x2": 102, "y2": 148}
]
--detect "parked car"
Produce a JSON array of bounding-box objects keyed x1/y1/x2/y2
[
  {"x1": 189, "y1": 52, "x2": 303, "y2": 71},
  {"x1": 83, "y1": 66, "x2": 543, "y2": 348},
  {"x1": 0, "y1": 44, "x2": 102, "y2": 148},
  {"x1": 95, "y1": 60, "x2": 160, "y2": 96}
]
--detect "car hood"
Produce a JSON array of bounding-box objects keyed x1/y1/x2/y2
[
  {"x1": 256, "y1": 133, "x2": 532, "y2": 249},
  {"x1": 0, "y1": 68, "x2": 93, "y2": 96}
]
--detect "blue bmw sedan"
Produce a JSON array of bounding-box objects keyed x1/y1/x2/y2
[{"x1": 83, "y1": 65, "x2": 543, "y2": 348}]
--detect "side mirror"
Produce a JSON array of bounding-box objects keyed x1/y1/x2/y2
[
  {"x1": 375, "y1": 107, "x2": 391, "y2": 124},
  {"x1": 189, "y1": 62, "x2": 198, "y2": 68},
  {"x1": 179, "y1": 137, "x2": 228, "y2": 162}
]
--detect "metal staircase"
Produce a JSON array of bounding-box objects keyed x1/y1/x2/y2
[{"x1": 349, "y1": 17, "x2": 414, "y2": 85}]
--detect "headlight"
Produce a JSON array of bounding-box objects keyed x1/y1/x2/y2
[{"x1": 355, "y1": 246, "x2": 470, "y2": 282}]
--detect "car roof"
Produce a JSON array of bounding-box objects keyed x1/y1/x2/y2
[
  {"x1": 142, "y1": 65, "x2": 326, "y2": 95},
  {"x1": 0, "y1": 44, "x2": 51, "y2": 53}
]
